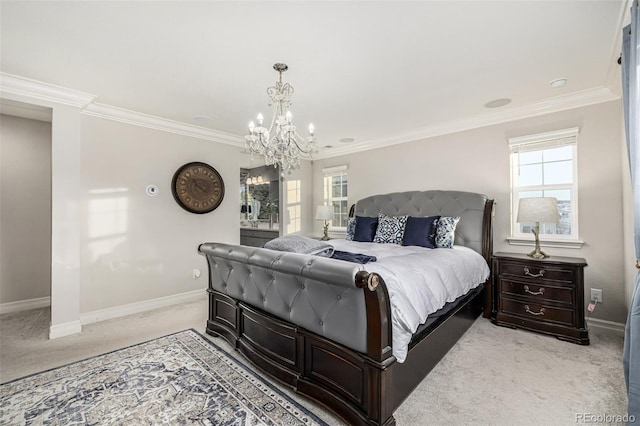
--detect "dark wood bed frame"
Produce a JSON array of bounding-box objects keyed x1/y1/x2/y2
[{"x1": 203, "y1": 198, "x2": 494, "y2": 425}]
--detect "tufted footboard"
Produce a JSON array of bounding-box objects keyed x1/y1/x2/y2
[{"x1": 199, "y1": 242, "x2": 395, "y2": 425}]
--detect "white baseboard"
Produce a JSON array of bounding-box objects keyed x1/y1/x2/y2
[
  {"x1": 79, "y1": 288, "x2": 207, "y2": 326},
  {"x1": 587, "y1": 318, "x2": 626, "y2": 337},
  {"x1": 0, "y1": 296, "x2": 51, "y2": 315},
  {"x1": 49, "y1": 320, "x2": 82, "y2": 339}
]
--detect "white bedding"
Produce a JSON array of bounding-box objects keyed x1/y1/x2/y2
[{"x1": 329, "y1": 240, "x2": 490, "y2": 362}]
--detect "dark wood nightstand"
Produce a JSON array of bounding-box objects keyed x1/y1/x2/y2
[{"x1": 492, "y1": 252, "x2": 589, "y2": 345}]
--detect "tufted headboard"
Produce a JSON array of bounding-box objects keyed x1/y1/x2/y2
[{"x1": 355, "y1": 190, "x2": 492, "y2": 260}]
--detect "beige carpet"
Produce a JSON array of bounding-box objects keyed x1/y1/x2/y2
[{"x1": 0, "y1": 297, "x2": 627, "y2": 425}]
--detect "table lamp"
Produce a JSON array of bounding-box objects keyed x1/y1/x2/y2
[
  {"x1": 315, "y1": 205, "x2": 334, "y2": 241},
  {"x1": 516, "y1": 197, "x2": 559, "y2": 259}
]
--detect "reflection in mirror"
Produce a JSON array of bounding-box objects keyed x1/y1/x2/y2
[{"x1": 240, "y1": 165, "x2": 280, "y2": 231}]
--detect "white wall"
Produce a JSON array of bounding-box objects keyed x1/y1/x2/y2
[
  {"x1": 79, "y1": 116, "x2": 239, "y2": 313},
  {"x1": 0, "y1": 115, "x2": 52, "y2": 304},
  {"x1": 312, "y1": 100, "x2": 627, "y2": 324}
]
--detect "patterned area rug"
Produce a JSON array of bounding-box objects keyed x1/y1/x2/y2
[{"x1": 0, "y1": 329, "x2": 327, "y2": 425}]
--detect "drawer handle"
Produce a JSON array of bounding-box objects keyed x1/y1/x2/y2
[
  {"x1": 523, "y1": 285, "x2": 545, "y2": 296},
  {"x1": 524, "y1": 305, "x2": 545, "y2": 316},
  {"x1": 523, "y1": 267, "x2": 545, "y2": 278}
]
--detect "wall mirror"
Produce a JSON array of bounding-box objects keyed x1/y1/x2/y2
[{"x1": 240, "y1": 163, "x2": 281, "y2": 244}]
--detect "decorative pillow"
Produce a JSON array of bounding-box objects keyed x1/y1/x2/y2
[
  {"x1": 353, "y1": 216, "x2": 379, "y2": 242},
  {"x1": 373, "y1": 214, "x2": 408, "y2": 244},
  {"x1": 345, "y1": 217, "x2": 356, "y2": 241},
  {"x1": 402, "y1": 215, "x2": 441, "y2": 248},
  {"x1": 435, "y1": 216, "x2": 460, "y2": 248}
]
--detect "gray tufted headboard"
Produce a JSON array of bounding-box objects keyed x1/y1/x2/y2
[{"x1": 355, "y1": 190, "x2": 490, "y2": 257}]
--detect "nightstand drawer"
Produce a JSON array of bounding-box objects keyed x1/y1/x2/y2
[
  {"x1": 499, "y1": 261, "x2": 574, "y2": 283},
  {"x1": 499, "y1": 280, "x2": 574, "y2": 305},
  {"x1": 500, "y1": 298, "x2": 574, "y2": 326}
]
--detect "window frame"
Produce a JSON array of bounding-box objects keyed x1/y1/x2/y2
[
  {"x1": 285, "y1": 179, "x2": 302, "y2": 234},
  {"x1": 322, "y1": 165, "x2": 348, "y2": 231},
  {"x1": 509, "y1": 127, "x2": 580, "y2": 243}
]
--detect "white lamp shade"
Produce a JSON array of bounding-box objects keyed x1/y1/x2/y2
[
  {"x1": 315, "y1": 205, "x2": 334, "y2": 221},
  {"x1": 517, "y1": 197, "x2": 559, "y2": 224}
]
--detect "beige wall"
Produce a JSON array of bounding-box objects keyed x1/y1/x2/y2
[
  {"x1": 313, "y1": 100, "x2": 627, "y2": 324},
  {"x1": 80, "y1": 116, "x2": 239, "y2": 313},
  {"x1": 0, "y1": 115, "x2": 52, "y2": 304}
]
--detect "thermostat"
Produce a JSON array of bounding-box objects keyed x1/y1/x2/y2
[{"x1": 145, "y1": 185, "x2": 159, "y2": 197}]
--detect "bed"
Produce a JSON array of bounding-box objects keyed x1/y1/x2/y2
[{"x1": 199, "y1": 190, "x2": 494, "y2": 426}]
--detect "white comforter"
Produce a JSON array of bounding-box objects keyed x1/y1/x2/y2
[{"x1": 329, "y1": 240, "x2": 490, "y2": 363}]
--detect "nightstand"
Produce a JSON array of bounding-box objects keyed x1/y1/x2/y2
[{"x1": 492, "y1": 252, "x2": 589, "y2": 345}]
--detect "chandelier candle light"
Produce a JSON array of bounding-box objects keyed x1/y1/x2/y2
[
  {"x1": 245, "y1": 175, "x2": 264, "y2": 186},
  {"x1": 245, "y1": 63, "x2": 317, "y2": 176},
  {"x1": 516, "y1": 197, "x2": 560, "y2": 259}
]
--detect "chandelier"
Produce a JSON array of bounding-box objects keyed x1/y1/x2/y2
[{"x1": 245, "y1": 63, "x2": 317, "y2": 176}]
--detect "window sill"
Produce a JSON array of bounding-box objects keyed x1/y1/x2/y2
[
  {"x1": 328, "y1": 229, "x2": 347, "y2": 239},
  {"x1": 506, "y1": 237, "x2": 584, "y2": 249}
]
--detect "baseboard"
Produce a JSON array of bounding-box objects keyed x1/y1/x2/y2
[
  {"x1": 49, "y1": 320, "x2": 82, "y2": 339},
  {"x1": 79, "y1": 288, "x2": 207, "y2": 325},
  {"x1": 587, "y1": 318, "x2": 626, "y2": 337},
  {"x1": 0, "y1": 296, "x2": 51, "y2": 315}
]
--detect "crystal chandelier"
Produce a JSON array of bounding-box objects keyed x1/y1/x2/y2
[{"x1": 245, "y1": 63, "x2": 317, "y2": 176}]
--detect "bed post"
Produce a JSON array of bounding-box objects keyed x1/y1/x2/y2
[
  {"x1": 482, "y1": 199, "x2": 495, "y2": 318},
  {"x1": 355, "y1": 271, "x2": 394, "y2": 363}
]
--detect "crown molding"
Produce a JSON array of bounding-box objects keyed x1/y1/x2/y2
[
  {"x1": 313, "y1": 86, "x2": 620, "y2": 160},
  {"x1": 83, "y1": 103, "x2": 245, "y2": 147},
  {"x1": 0, "y1": 72, "x2": 96, "y2": 107},
  {"x1": 1, "y1": 73, "x2": 245, "y2": 147},
  {"x1": 2, "y1": 72, "x2": 619, "y2": 156},
  {"x1": 603, "y1": 0, "x2": 632, "y2": 95}
]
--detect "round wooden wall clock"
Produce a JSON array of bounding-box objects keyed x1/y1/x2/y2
[{"x1": 171, "y1": 162, "x2": 225, "y2": 214}]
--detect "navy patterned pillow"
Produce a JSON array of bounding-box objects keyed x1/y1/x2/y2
[
  {"x1": 435, "y1": 216, "x2": 460, "y2": 248},
  {"x1": 346, "y1": 217, "x2": 356, "y2": 241},
  {"x1": 374, "y1": 213, "x2": 408, "y2": 244},
  {"x1": 402, "y1": 215, "x2": 441, "y2": 248},
  {"x1": 353, "y1": 216, "x2": 379, "y2": 242}
]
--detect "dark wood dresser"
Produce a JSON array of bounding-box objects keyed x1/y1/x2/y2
[
  {"x1": 240, "y1": 228, "x2": 278, "y2": 247},
  {"x1": 492, "y1": 252, "x2": 589, "y2": 345}
]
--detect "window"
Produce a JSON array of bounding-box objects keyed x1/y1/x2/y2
[
  {"x1": 323, "y1": 165, "x2": 348, "y2": 229},
  {"x1": 509, "y1": 128, "x2": 579, "y2": 240},
  {"x1": 286, "y1": 179, "x2": 301, "y2": 234}
]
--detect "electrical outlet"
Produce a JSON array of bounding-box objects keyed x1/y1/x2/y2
[
  {"x1": 590, "y1": 288, "x2": 603, "y2": 303},
  {"x1": 192, "y1": 269, "x2": 201, "y2": 279}
]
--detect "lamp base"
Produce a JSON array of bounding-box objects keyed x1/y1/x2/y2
[
  {"x1": 321, "y1": 221, "x2": 330, "y2": 241},
  {"x1": 527, "y1": 223, "x2": 549, "y2": 259},
  {"x1": 527, "y1": 248, "x2": 549, "y2": 259}
]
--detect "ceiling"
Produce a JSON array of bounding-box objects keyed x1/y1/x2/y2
[{"x1": 0, "y1": 1, "x2": 630, "y2": 160}]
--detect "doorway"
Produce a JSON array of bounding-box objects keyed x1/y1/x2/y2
[{"x1": 0, "y1": 101, "x2": 52, "y2": 332}]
